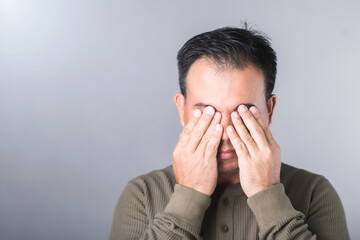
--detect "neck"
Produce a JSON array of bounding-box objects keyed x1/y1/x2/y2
[{"x1": 217, "y1": 171, "x2": 240, "y2": 186}]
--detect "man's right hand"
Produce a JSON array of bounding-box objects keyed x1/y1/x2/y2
[{"x1": 172, "y1": 106, "x2": 223, "y2": 196}]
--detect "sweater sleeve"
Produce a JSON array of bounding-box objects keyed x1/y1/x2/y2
[
  {"x1": 109, "y1": 181, "x2": 211, "y2": 240},
  {"x1": 247, "y1": 178, "x2": 349, "y2": 240}
]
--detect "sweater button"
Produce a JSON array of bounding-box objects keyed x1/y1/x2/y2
[
  {"x1": 222, "y1": 197, "x2": 229, "y2": 206},
  {"x1": 221, "y1": 224, "x2": 229, "y2": 233}
]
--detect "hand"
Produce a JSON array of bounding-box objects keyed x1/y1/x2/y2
[
  {"x1": 226, "y1": 105, "x2": 281, "y2": 197},
  {"x1": 173, "y1": 106, "x2": 223, "y2": 196}
]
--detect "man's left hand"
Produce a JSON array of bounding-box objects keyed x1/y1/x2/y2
[{"x1": 226, "y1": 105, "x2": 281, "y2": 197}]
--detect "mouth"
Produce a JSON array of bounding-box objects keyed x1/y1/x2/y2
[{"x1": 217, "y1": 149, "x2": 236, "y2": 159}]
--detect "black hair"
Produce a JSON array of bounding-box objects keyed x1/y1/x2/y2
[{"x1": 177, "y1": 25, "x2": 277, "y2": 100}]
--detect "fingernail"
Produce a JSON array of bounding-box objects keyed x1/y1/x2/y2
[
  {"x1": 205, "y1": 106, "x2": 215, "y2": 115},
  {"x1": 227, "y1": 126, "x2": 234, "y2": 133},
  {"x1": 214, "y1": 112, "x2": 221, "y2": 120},
  {"x1": 231, "y1": 112, "x2": 240, "y2": 119},
  {"x1": 239, "y1": 105, "x2": 247, "y2": 112},
  {"x1": 250, "y1": 106, "x2": 257, "y2": 114},
  {"x1": 193, "y1": 109, "x2": 201, "y2": 118}
]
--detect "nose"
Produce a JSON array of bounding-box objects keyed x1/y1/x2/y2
[{"x1": 220, "y1": 113, "x2": 233, "y2": 141}]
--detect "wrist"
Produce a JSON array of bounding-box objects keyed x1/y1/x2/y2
[
  {"x1": 164, "y1": 184, "x2": 211, "y2": 228},
  {"x1": 245, "y1": 181, "x2": 280, "y2": 197},
  {"x1": 183, "y1": 183, "x2": 214, "y2": 196},
  {"x1": 247, "y1": 184, "x2": 295, "y2": 227}
]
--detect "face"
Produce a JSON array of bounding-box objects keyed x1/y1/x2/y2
[{"x1": 174, "y1": 57, "x2": 276, "y2": 183}]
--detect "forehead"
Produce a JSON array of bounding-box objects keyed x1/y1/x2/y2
[{"x1": 186, "y1": 58, "x2": 266, "y2": 110}]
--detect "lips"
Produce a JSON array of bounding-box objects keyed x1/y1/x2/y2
[
  {"x1": 218, "y1": 148, "x2": 235, "y2": 154},
  {"x1": 217, "y1": 149, "x2": 236, "y2": 159}
]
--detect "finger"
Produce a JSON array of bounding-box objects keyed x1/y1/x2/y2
[
  {"x1": 249, "y1": 106, "x2": 278, "y2": 148},
  {"x1": 188, "y1": 106, "x2": 216, "y2": 152},
  {"x1": 204, "y1": 123, "x2": 223, "y2": 163},
  {"x1": 178, "y1": 108, "x2": 202, "y2": 146},
  {"x1": 231, "y1": 110, "x2": 259, "y2": 156},
  {"x1": 237, "y1": 105, "x2": 268, "y2": 151},
  {"x1": 197, "y1": 111, "x2": 222, "y2": 153},
  {"x1": 226, "y1": 125, "x2": 249, "y2": 159}
]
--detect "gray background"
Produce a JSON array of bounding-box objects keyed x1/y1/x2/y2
[{"x1": 1, "y1": 0, "x2": 359, "y2": 239}]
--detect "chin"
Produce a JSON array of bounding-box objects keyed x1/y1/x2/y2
[{"x1": 217, "y1": 158, "x2": 239, "y2": 175}]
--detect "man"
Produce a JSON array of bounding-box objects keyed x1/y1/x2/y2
[{"x1": 109, "y1": 26, "x2": 349, "y2": 239}]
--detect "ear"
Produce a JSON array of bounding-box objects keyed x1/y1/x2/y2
[
  {"x1": 174, "y1": 93, "x2": 186, "y2": 127},
  {"x1": 266, "y1": 94, "x2": 277, "y2": 126}
]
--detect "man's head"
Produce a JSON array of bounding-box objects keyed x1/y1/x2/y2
[
  {"x1": 177, "y1": 26, "x2": 277, "y2": 101},
  {"x1": 174, "y1": 26, "x2": 278, "y2": 182}
]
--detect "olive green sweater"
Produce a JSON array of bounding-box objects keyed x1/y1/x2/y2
[{"x1": 109, "y1": 163, "x2": 349, "y2": 239}]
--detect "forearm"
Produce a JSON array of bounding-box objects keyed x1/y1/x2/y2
[
  {"x1": 248, "y1": 184, "x2": 316, "y2": 239},
  {"x1": 109, "y1": 184, "x2": 210, "y2": 240},
  {"x1": 247, "y1": 183, "x2": 349, "y2": 240},
  {"x1": 113, "y1": 213, "x2": 201, "y2": 240}
]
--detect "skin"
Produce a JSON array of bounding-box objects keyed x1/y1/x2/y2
[{"x1": 173, "y1": 57, "x2": 281, "y2": 197}]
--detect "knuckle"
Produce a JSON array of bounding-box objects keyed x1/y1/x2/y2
[
  {"x1": 263, "y1": 148, "x2": 273, "y2": 159},
  {"x1": 237, "y1": 140, "x2": 246, "y2": 151},
  {"x1": 206, "y1": 141, "x2": 217, "y2": 152},
  {"x1": 192, "y1": 128, "x2": 204, "y2": 139},
  {"x1": 254, "y1": 126, "x2": 263, "y2": 135},
  {"x1": 182, "y1": 126, "x2": 192, "y2": 137},
  {"x1": 173, "y1": 145, "x2": 180, "y2": 155},
  {"x1": 186, "y1": 148, "x2": 194, "y2": 156},
  {"x1": 172, "y1": 148, "x2": 178, "y2": 158},
  {"x1": 202, "y1": 133, "x2": 212, "y2": 143},
  {"x1": 232, "y1": 137, "x2": 245, "y2": 151},
  {"x1": 184, "y1": 148, "x2": 192, "y2": 156},
  {"x1": 243, "y1": 132, "x2": 253, "y2": 142},
  {"x1": 173, "y1": 148, "x2": 183, "y2": 159}
]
